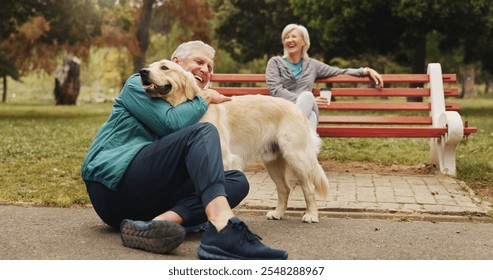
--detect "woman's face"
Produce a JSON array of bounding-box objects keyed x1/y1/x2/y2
[{"x1": 283, "y1": 29, "x2": 305, "y2": 57}]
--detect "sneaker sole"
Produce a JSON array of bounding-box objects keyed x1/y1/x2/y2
[
  {"x1": 121, "y1": 220, "x2": 186, "y2": 254},
  {"x1": 197, "y1": 243, "x2": 288, "y2": 260}
]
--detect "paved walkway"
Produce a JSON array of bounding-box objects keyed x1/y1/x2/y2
[
  {"x1": 240, "y1": 170, "x2": 492, "y2": 221},
  {"x1": 2, "y1": 169, "x2": 493, "y2": 262}
]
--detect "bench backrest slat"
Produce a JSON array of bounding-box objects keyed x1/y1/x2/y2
[
  {"x1": 211, "y1": 74, "x2": 266, "y2": 83},
  {"x1": 210, "y1": 73, "x2": 457, "y2": 84},
  {"x1": 211, "y1": 87, "x2": 458, "y2": 97},
  {"x1": 330, "y1": 88, "x2": 458, "y2": 97}
]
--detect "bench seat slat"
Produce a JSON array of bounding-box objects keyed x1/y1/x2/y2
[
  {"x1": 317, "y1": 126, "x2": 478, "y2": 138},
  {"x1": 464, "y1": 127, "x2": 478, "y2": 135},
  {"x1": 318, "y1": 116, "x2": 432, "y2": 125},
  {"x1": 319, "y1": 102, "x2": 461, "y2": 111},
  {"x1": 316, "y1": 127, "x2": 448, "y2": 138}
]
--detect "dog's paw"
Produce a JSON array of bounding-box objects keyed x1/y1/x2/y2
[
  {"x1": 266, "y1": 210, "x2": 284, "y2": 220},
  {"x1": 302, "y1": 213, "x2": 319, "y2": 223}
]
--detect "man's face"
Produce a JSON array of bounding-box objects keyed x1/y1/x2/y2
[{"x1": 173, "y1": 48, "x2": 213, "y2": 89}]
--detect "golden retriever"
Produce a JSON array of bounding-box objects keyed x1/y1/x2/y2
[{"x1": 139, "y1": 59, "x2": 330, "y2": 223}]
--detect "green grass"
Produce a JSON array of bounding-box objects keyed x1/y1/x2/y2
[
  {"x1": 450, "y1": 98, "x2": 493, "y2": 188},
  {"x1": 0, "y1": 102, "x2": 112, "y2": 206},
  {"x1": 1, "y1": 98, "x2": 492, "y2": 207}
]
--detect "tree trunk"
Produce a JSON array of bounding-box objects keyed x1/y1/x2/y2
[
  {"x1": 407, "y1": 36, "x2": 426, "y2": 102},
  {"x1": 461, "y1": 65, "x2": 476, "y2": 98},
  {"x1": 133, "y1": 0, "x2": 154, "y2": 73},
  {"x1": 2, "y1": 75, "x2": 6, "y2": 103},
  {"x1": 54, "y1": 55, "x2": 81, "y2": 105},
  {"x1": 485, "y1": 80, "x2": 493, "y2": 96}
]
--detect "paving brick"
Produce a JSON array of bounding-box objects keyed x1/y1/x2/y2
[
  {"x1": 433, "y1": 195, "x2": 457, "y2": 206},
  {"x1": 415, "y1": 194, "x2": 437, "y2": 204},
  {"x1": 401, "y1": 204, "x2": 424, "y2": 212},
  {"x1": 422, "y1": 204, "x2": 445, "y2": 212},
  {"x1": 241, "y1": 170, "x2": 491, "y2": 217},
  {"x1": 377, "y1": 202, "x2": 401, "y2": 212},
  {"x1": 394, "y1": 188, "x2": 414, "y2": 197},
  {"x1": 395, "y1": 196, "x2": 416, "y2": 204}
]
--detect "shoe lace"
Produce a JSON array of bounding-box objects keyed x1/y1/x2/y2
[{"x1": 232, "y1": 221, "x2": 262, "y2": 245}]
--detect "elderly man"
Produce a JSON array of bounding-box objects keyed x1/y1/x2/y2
[{"x1": 82, "y1": 41, "x2": 287, "y2": 260}]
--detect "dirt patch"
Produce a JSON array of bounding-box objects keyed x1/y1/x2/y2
[
  {"x1": 245, "y1": 160, "x2": 436, "y2": 175},
  {"x1": 319, "y1": 160, "x2": 437, "y2": 175},
  {"x1": 468, "y1": 182, "x2": 493, "y2": 204}
]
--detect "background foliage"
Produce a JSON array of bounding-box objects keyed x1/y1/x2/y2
[
  {"x1": 1, "y1": 0, "x2": 493, "y2": 205},
  {"x1": 2, "y1": 0, "x2": 493, "y2": 90}
]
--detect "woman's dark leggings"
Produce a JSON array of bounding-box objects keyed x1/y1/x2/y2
[{"x1": 86, "y1": 122, "x2": 250, "y2": 229}]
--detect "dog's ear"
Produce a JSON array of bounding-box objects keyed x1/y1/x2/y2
[{"x1": 183, "y1": 72, "x2": 200, "y2": 100}]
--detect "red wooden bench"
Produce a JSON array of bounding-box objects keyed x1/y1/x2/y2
[{"x1": 210, "y1": 63, "x2": 477, "y2": 176}]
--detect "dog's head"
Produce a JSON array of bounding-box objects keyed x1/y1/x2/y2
[{"x1": 139, "y1": 59, "x2": 201, "y2": 106}]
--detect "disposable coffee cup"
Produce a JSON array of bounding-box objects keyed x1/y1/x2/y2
[{"x1": 320, "y1": 89, "x2": 332, "y2": 105}]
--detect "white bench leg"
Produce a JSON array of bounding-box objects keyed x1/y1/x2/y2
[{"x1": 429, "y1": 111, "x2": 464, "y2": 176}]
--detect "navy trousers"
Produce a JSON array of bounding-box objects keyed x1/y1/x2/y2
[{"x1": 86, "y1": 122, "x2": 250, "y2": 229}]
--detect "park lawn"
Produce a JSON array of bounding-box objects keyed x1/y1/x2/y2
[
  {"x1": 0, "y1": 103, "x2": 112, "y2": 206},
  {"x1": 0, "y1": 98, "x2": 492, "y2": 207}
]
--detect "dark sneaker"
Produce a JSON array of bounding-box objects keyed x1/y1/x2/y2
[
  {"x1": 197, "y1": 217, "x2": 288, "y2": 260},
  {"x1": 185, "y1": 221, "x2": 209, "y2": 234},
  {"x1": 120, "y1": 219, "x2": 186, "y2": 254}
]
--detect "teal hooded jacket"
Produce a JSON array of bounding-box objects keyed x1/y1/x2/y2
[{"x1": 81, "y1": 74, "x2": 208, "y2": 190}]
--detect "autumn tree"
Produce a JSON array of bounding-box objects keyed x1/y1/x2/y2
[
  {"x1": 1, "y1": 0, "x2": 213, "y2": 103},
  {"x1": 0, "y1": 0, "x2": 44, "y2": 102},
  {"x1": 0, "y1": 0, "x2": 102, "y2": 104},
  {"x1": 131, "y1": 0, "x2": 213, "y2": 73},
  {"x1": 133, "y1": 0, "x2": 155, "y2": 72},
  {"x1": 0, "y1": 50, "x2": 19, "y2": 103}
]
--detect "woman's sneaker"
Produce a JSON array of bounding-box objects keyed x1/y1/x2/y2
[
  {"x1": 197, "y1": 217, "x2": 288, "y2": 260},
  {"x1": 120, "y1": 219, "x2": 186, "y2": 254}
]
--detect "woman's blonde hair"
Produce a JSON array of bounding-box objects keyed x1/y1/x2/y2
[{"x1": 281, "y1": 24, "x2": 310, "y2": 59}]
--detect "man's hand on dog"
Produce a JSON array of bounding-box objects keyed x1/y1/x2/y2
[{"x1": 200, "y1": 89, "x2": 231, "y2": 104}]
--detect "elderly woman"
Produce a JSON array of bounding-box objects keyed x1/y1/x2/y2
[{"x1": 266, "y1": 23, "x2": 384, "y2": 130}]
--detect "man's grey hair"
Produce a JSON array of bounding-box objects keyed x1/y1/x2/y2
[
  {"x1": 171, "y1": 40, "x2": 216, "y2": 61},
  {"x1": 282, "y1": 24, "x2": 310, "y2": 59}
]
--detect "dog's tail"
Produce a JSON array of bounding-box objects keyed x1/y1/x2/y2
[
  {"x1": 307, "y1": 129, "x2": 330, "y2": 199},
  {"x1": 312, "y1": 163, "x2": 330, "y2": 199}
]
